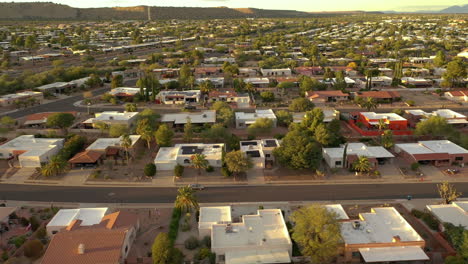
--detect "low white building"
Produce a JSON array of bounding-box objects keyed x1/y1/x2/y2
[
  {"x1": 204, "y1": 57, "x2": 236, "y2": 64},
  {"x1": 240, "y1": 139, "x2": 280, "y2": 169},
  {"x1": 156, "y1": 90, "x2": 201, "y2": 105},
  {"x1": 235, "y1": 109, "x2": 277, "y2": 129},
  {"x1": 293, "y1": 109, "x2": 340, "y2": 123},
  {"x1": 37, "y1": 82, "x2": 75, "y2": 94},
  {"x1": 161, "y1": 110, "x2": 216, "y2": 128},
  {"x1": 46, "y1": 208, "x2": 108, "y2": 236},
  {"x1": 260, "y1": 68, "x2": 292, "y2": 77},
  {"x1": 154, "y1": 144, "x2": 224, "y2": 171},
  {"x1": 243, "y1": 77, "x2": 270, "y2": 88},
  {"x1": 200, "y1": 206, "x2": 292, "y2": 264},
  {"x1": 86, "y1": 135, "x2": 141, "y2": 153},
  {"x1": 426, "y1": 202, "x2": 468, "y2": 229},
  {"x1": 108, "y1": 87, "x2": 146, "y2": 97},
  {"x1": 444, "y1": 91, "x2": 468, "y2": 102},
  {"x1": 341, "y1": 207, "x2": 428, "y2": 263},
  {"x1": 0, "y1": 91, "x2": 43, "y2": 107},
  {"x1": 323, "y1": 143, "x2": 394, "y2": 169},
  {"x1": 0, "y1": 135, "x2": 64, "y2": 167},
  {"x1": 82, "y1": 111, "x2": 139, "y2": 128}
]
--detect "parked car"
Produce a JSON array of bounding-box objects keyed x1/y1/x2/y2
[{"x1": 188, "y1": 184, "x2": 205, "y2": 190}]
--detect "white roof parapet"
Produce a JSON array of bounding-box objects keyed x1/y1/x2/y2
[
  {"x1": 426, "y1": 202, "x2": 468, "y2": 228},
  {"x1": 47, "y1": 208, "x2": 108, "y2": 227}
]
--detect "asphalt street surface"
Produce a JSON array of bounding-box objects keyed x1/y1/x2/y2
[{"x1": 1, "y1": 182, "x2": 467, "y2": 204}]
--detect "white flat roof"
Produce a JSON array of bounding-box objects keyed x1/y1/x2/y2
[
  {"x1": 93, "y1": 111, "x2": 139, "y2": 121},
  {"x1": 86, "y1": 135, "x2": 140, "y2": 151},
  {"x1": 236, "y1": 109, "x2": 276, "y2": 121},
  {"x1": 325, "y1": 204, "x2": 350, "y2": 220},
  {"x1": 161, "y1": 111, "x2": 216, "y2": 124},
  {"x1": 323, "y1": 143, "x2": 394, "y2": 159},
  {"x1": 0, "y1": 135, "x2": 63, "y2": 158},
  {"x1": 47, "y1": 208, "x2": 108, "y2": 227},
  {"x1": 426, "y1": 202, "x2": 468, "y2": 228},
  {"x1": 419, "y1": 140, "x2": 468, "y2": 155},
  {"x1": 109, "y1": 87, "x2": 144, "y2": 96},
  {"x1": 340, "y1": 207, "x2": 423, "y2": 245},
  {"x1": 359, "y1": 246, "x2": 429, "y2": 263},
  {"x1": 360, "y1": 112, "x2": 406, "y2": 121},
  {"x1": 225, "y1": 249, "x2": 291, "y2": 264},
  {"x1": 199, "y1": 206, "x2": 232, "y2": 231},
  {"x1": 212, "y1": 209, "x2": 291, "y2": 249},
  {"x1": 154, "y1": 147, "x2": 179, "y2": 162}
]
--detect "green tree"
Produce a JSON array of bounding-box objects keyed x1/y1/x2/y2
[
  {"x1": 191, "y1": 154, "x2": 209, "y2": 175},
  {"x1": 125, "y1": 103, "x2": 138, "y2": 112},
  {"x1": 442, "y1": 58, "x2": 467, "y2": 88},
  {"x1": 260, "y1": 91, "x2": 275, "y2": 102},
  {"x1": 358, "y1": 97, "x2": 378, "y2": 111},
  {"x1": 224, "y1": 150, "x2": 252, "y2": 178},
  {"x1": 23, "y1": 239, "x2": 43, "y2": 259},
  {"x1": 199, "y1": 80, "x2": 214, "y2": 94},
  {"x1": 381, "y1": 130, "x2": 394, "y2": 148},
  {"x1": 144, "y1": 163, "x2": 157, "y2": 177},
  {"x1": 46, "y1": 113, "x2": 75, "y2": 133},
  {"x1": 434, "y1": 50, "x2": 446, "y2": 67},
  {"x1": 155, "y1": 124, "x2": 174, "y2": 147},
  {"x1": 24, "y1": 35, "x2": 36, "y2": 50},
  {"x1": 247, "y1": 118, "x2": 273, "y2": 136},
  {"x1": 352, "y1": 156, "x2": 372, "y2": 175},
  {"x1": 152, "y1": 232, "x2": 172, "y2": 264},
  {"x1": 109, "y1": 124, "x2": 129, "y2": 137},
  {"x1": 290, "y1": 205, "x2": 341, "y2": 264},
  {"x1": 0, "y1": 116, "x2": 15, "y2": 127},
  {"x1": 136, "y1": 118, "x2": 155, "y2": 149},
  {"x1": 183, "y1": 118, "x2": 194, "y2": 143},
  {"x1": 314, "y1": 123, "x2": 330, "y2": 146},
  {"x1": 289, "y1": 97, "x2": 315, "y2": 112},
  {"x1": 276, "y1": 110, "x2": 293, "y2": 127},
  {"x1": 415, "y1": 116, "x2": 454, "y2": 137},
  {"x1": 111, "y1": 75, "x2": 123, "y2": 89},
  {"x1": 438, "y1": 182, "x2": 462, "y2": 204},
  {"x1": 85, "y1": 73, "x2": 102, "y2": 88},
  {"x1": 120, "y1": 134, "x2": 132, "y2": 165},
  {"x1": 273, "y1": 129, "x2": 322, "y2": 170},
  {"x1": 175, "y1": 186, "x2": 199, "y2": 212},
  {"x1": 179, "y1": 64, "x2": 192, "y2": 88},
  {"x1": 211, "y1": 101, "x2": 234, "y2": 126},
  {"x1": 41, "y1": 156, "x2": 67, "y2": 177}
]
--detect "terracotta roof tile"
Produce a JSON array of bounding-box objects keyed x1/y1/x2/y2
[{"x1": 68, "y1": 150, "x2": 103, "y2": 164}]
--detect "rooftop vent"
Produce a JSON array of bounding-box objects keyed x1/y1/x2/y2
[
  {"x1": 352, "y1": 221, "x2": 361, "y2": 229},
  {"x1": 77, "y1": 244, "x2": 85, "y2": 255}
]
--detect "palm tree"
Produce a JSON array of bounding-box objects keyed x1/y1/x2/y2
[
  {"x1": 199, "y1": 80, "x2": 214, "y2": 94},
  {"x1": 120, "y1": 134, "x2": 132, "y2": 165},
  {"x1": 362, "y1": 97, "x2": 377, "y2": 111},
  {"x1": 41, "y1": 156, "x2": 67, "y2": 177},
  {"x1": 377, "y1": 119, "x2": 388, "y2": 131},
  {"x1": 352, "y1": 156, "x2": 372, "y2": 175},
  {"x1": 191, "y1": 154, "x2": 209, "y2": 176},
  {"x1": 125, "y1": 103, "x2": 137, "y2": 112},
  {"x1": 174, "y1": 186, "x2": 199, "y2": 213}
]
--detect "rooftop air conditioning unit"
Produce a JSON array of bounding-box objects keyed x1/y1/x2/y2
[{"x1": 352, "y1": 221, "x2": 361, "y2": 229}]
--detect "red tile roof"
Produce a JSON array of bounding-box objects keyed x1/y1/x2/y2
[
  {"x1": 209, "y1": 89, "x2": 238, "y2": 98},
  {"x1": 68, "y1": 150, "x2": 103, "y2": 164},
  {"x1": 446, "y1": 91, "x2": 468, "y2": 97}
]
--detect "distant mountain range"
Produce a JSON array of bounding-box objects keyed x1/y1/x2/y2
[
  {"x1": 0, "y1": 2, "x2": 380, "y2": 20},
  {"x1": 384, "y1": 4, "x2": 468, "y2": 14}
]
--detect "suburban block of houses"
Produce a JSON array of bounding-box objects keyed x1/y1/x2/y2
[
  {"x1": 235, "y1": 109, "x2": 277, "y2": 129},
  {"x1": 340, "y1": 207, "x2": 428, "y2": 263},
  {"x1": 394, "y1": 140, "x2": 468, "y2": 166},
  {"x1": 0, "y1": 135, "x2": 64, "y2": 167},
  {"x1": 322, "y1": 142, "x2": 395, "y2": 169},
  {"x1": 239, "y1": 139, "x2": 280, "y2": 169},
  {"x1": 199, "y1": 206, "x2": 292, "y2": 264},
  {"x1": 154, "y1": 143, "x2": 225, "y2": 170}
]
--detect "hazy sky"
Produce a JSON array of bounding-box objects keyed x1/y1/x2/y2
[{"x1": 5, "y1": 0, "x2": 468, "y2": 12}]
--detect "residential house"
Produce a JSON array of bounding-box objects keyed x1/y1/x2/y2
[
  {"x1": 401, "y1": 77, "x2": 432, "y2": 87},
  {"x1": 354, "y1": 112, "x2": 408, "y2": 130},
  {"x1": 240, "y1": 139, "x2": 280, "y2": 169},
  {"x1": 161, "y1": 110, "x2": 216, "y2": 129},
  {"x1": 85, "y1": 135, "x2": 142, "y2": 159},
  {"x1": 405, "y1": 109, "x2": 468, "y2": 128},
  {"x1": 154, "y1": 144, "x2": 224, "y2": 171},
  {"x1": 354, "y1": 91, "x2": 401, "y2": 103},
  {"x1": 340, "y1": 207, "x2": 428, "y2": 263},
  {"x1": 37, "y1": 82, "x2": 75, "y2": 94},
  {"x1": 153, "y1": 68, "x2": 180, "y2": 79},
  {"x1": 426, "y1": 202, "x2": 468, "y2": 229},
  {"x1": 243, "y1": 78, "x2": 270, "y2": 88},
  {"x1": 0, "y1": 135, "x2": 64, "y2": 168},
  {"x1": 294, "y1": 66, "x2": 324, "y2": 76},
  {"x1": 444, "y1": 90, "x2": 468, "y2": 102},
  {"x1": 155, "y1": 90, "x2": 201, "y2": 105},
  {"x1": 199, "y1": 206, "x2": 292, "y2": 264},
  {"x1": 322, "y1": 142, "x2": 394, "y2": 169},
  {"x1": 0, "y1": 91, "x2": 43, "y2": 107},
  {"x1": 305, "y1": 90, "x2": 349, "y2": 103},
  {"x1": 82, "y1": 111, "x2": 139, "y2": 129},
  {"x1": 395, "y1": 140, "x2": 468, "y2": 166},
  {"x1": 46, "y1": 208, "x2": 109, "y2": 236},
  {"x1": 109, "y1": 87, "x2": 147, "y2": 99},
  {"x1": 238, "y1": 68, "x2": 258, "y2": 77},
  {"x1": 22, "y1": 112, "x2": 78, "y2": 128},
  {"x1": 235, "y1": 109, "x2": 277, "y2": 129},
  {"x1": 194, "y1": 67, "x2": 223, "y2": 78},
  {"x1": 207, "y1": 89, "x2": 251, "y2": 108},
  {"x1": 260, "y1": 68, "x2": 292, "y2": 77},
  {"x1": 196, "y1": 77, "x2": 225, "y2": 89},
  {"x1": 42, "y1": 210, "x2": 139, "y2": 264},
  {"x1": 293, "y1": 109, "x2": 340, "y2": 123}
]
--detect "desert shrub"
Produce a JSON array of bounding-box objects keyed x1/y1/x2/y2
[
  {"x1": 144, "y1": 163, "x2": 157, "y2": 177},
  {"x1": 184, "y1": 236, "x2": 199, "y2": 250},
  {"x1": 174, "y1": 164, "x2": 184, "y2": 177},
  {"x1": 205, "y1": 166, "x2": 214, "y2": 172},
  {"x1": 201, "y1": 236, "x2": 211, "y2": 248},
  {"x1": 23, "y1": 239, "x2": 44, "y2": 259}
]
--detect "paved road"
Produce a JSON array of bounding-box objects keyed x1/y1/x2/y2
[{"x1": 0, "y1": 182, "x2": 466, "y2": 204}]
